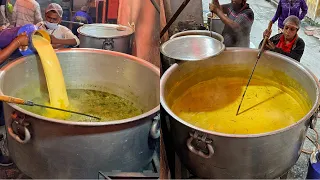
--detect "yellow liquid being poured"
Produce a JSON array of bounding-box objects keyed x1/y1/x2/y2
[
  {"x1": 32, "y1": 35, "x2": 70, "y2": 119},
  {"x1": 171, "y1": 76, "x2": 311, "y2": 134}
]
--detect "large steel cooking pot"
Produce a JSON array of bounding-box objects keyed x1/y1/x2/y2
[
  {"x1": 206, "y1": 12, "x2": 225, "y2": 35},
  {"x1": 170, "y1": 30, "x2": 224, "y2": 43},
  {"x1": 0, "y1": 48, "x2": 160, "y2": 179},
  {"x1": 160, "y1": 48, "x2": 320, "y2": 178},
  {"x1": 78, "y1": 24, "x2": 134, "y2": 54}
]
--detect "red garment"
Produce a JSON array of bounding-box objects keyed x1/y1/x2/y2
[
  {"x1": 276, "y1": 35, "x2": 297, "y2": 53},
  {"x1": 108, "y1": 0, "x2": 119, "y2": 19}
]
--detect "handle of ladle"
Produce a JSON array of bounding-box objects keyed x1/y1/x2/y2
[
  {"x1": 0, "y1": 95, "x2": 25, "y2": 104},
  {"x1": 258, "y1": 21, "x2": 273, "y2": 58}
]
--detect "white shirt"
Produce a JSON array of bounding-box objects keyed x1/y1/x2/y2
[
  {"x1": 12, "y1": 0, "x2": 42, "y2": 27},
  {"x1": 36, "y1": 22, "x2": 80, "y2": 47}
]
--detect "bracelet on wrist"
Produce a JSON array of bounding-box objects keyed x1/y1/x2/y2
[{"x1": 16, "y1": 39, "x2": 21, "y2": 47}]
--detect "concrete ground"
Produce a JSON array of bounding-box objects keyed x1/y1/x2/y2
[{"x1": 201, "y1": 0, "x2": 320, "y2": 179}]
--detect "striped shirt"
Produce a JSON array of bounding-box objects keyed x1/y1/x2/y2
[
  {"x1": 221, "y1": 3, "x2": 254, "y2": 47},
  {"x1": 12, "y1": 0, "x2": 43, "y2": 27}
]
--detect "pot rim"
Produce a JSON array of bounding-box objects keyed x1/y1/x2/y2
[
  {"x1": 160, "y1": 35, "x2": 226, "y2": 62},
  {"x1": 169, "y1": 30, "x2": 225, "y2": 43},
  {"x1": 77, "y1": 24, "x2": 134, "y2": 39},
  {"x1": 0, "y1": 48, "x2": 160, "y2": 126},
  {"x1": 160, "y1": 47, "x2": 320, "y2": 138}
]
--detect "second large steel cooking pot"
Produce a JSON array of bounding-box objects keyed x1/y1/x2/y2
[
  {"x1": 206, "y1": 12, "x2": 225, "y2": 34},
  {"x1": 160, "y1": 48, "x2": 320, "y2": 178},
  {"x1": 78, "y1": 24, "x2": 134, "y2": 54}
]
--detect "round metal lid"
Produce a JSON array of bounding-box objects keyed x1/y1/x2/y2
[
  {"x1": 78, "y1": 24, "x2": 134, "y2": 38},
  {"x1": 160, "y1": 35, "x2": 225, "y2": 61}
]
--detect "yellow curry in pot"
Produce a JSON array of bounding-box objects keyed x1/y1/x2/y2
[{"x1": 170, "y1": 70, "x2": 311, "y2": 135}]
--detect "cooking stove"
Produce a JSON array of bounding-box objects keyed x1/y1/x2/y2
[
  {"x1": 98, "y1": 154, "x2": 160, "y2": 179},
  {"x1": 0, "y1": 164, "x2": 30, "y2": 179},
  {"x1": 0, "y1": 153, "x2": 160, "y2": 179}
]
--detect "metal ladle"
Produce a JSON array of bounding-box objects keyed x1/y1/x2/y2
[
  {"x1": 0, "y1": 95, "x2": 101, "y2": 120},
  {"x1": 236, "y1": 21, "x2": 273, "y2": 115}
]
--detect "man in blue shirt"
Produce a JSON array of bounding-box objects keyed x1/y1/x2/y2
[{"x1": 72, "y1": 6, "x2": 93, "y2": 36}]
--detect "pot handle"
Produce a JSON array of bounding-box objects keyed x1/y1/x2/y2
[
  {"x1": 150, "y1": 113, "x2": 160, "y2": 139},
  {"x1": 7, "y1": 112, "x2": 31, "y2": 144},
  {"x1": 310, "y1": 107, "x2": 319, "y2": 129},
  {"x1": 102, "y1": 38, "x2": 115, "y2": 51},
  {"x1": 187, "y1": 131, "x2": 214, "y2": 159},
  {"x1": 302, "y1": 107, "x2": 320, "y2": 154}
]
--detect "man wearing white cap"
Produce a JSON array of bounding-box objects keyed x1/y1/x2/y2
[{"x1": 36, "y1": 3, "x2": 80, "y2": 48}]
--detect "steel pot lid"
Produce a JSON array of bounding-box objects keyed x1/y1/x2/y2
[
  {"x1": 160, "y1": 35, "x2": 225, "y2": 61},
  {"x1": 78, "y1": 24, "x2": 134, "y2": 38}
]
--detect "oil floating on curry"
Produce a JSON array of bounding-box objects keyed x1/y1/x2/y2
[
  {"x1": 170, "y1": 70, "x2": 312, "y2": 135},
  {"x1": 14, "y1": 88, "x2": 143, "y2": 122}
]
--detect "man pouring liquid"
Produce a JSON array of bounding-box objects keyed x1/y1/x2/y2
[
  {"x1": 209, "y1": 0, "x2": 254, "y2": 47},
  {"x1": 0, "y1": 29, "x2": 29, "y2": 166},
  {"x1": 0, "y1": 22, "x2": 70, "y2": 167}
]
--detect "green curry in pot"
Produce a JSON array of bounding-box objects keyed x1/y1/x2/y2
[{"x1": 14, "y1": 89, "x2": 143, "y2": 122}]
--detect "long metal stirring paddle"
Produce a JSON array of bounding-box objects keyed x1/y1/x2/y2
[
  {"x1": 209, "y1": 0, "x2": 214, "y2": 38},
  {"x1": 0, "y1": 95, "x2": 101, "y2": 120},
  {"x1": 236, "y1": 21, "x2": 273, "y2": 116}
]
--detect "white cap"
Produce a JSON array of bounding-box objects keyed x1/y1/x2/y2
[
  {"x1": 81, "y1": 6, "x2": 88, "y2": 12},
  {"x1": 284, "y1": 15, "x2": 300, "y2": 29},
  {"x1": 45, "y1": 3, "x2": 63, "y2": 17}
]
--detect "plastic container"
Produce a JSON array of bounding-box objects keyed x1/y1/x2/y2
[
  {"x1": 0, "y1": 24, "x2": 50, "y2": 126},
  {"x1": 307, "y1": 150, "x2": 320, "y2": 179},
  {"x1": 17, "y1": 24, "x2": 51, "y2": 56}
]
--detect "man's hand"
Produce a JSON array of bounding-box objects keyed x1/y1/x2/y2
[
  {"x1": 52, "y1": 44, "x2": 64, "y2": 49},
  {"x1": 213, "y1": 0, "x2": 220, "y2": 6},
  {"x1": 265, "y1": 39, "x2": 276, "y2": 50},
  {"x1": 50, "y1": 35, "x2": 59, "y2": 44},
  {"x1": 209, "y1": 3, "x2": 219, "y2": 14},
  {"x1": 263, "y1": 29, "x2": 272, "y2": 39},
  {"x1": 16, "y1": 32, "x2": 29, "y2": 46}
]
